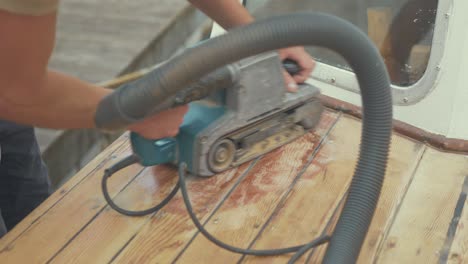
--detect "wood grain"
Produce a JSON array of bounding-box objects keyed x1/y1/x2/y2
[
  {"x1": 4, "y1": 111, "x2": 468, "y2": 263},
  {"x1": 0, "y1": 133, "x2": 128, "y2": 248},
  {"x1": 112, "y1": 112, "x2": 337, "y2": 264},
  {"x1": 174, "y1": 112, "x2": 339, "y2": 263},
  {"x1": 111, "y1": 162, "x2": 253, "y2": 264},
  {"x1": 356, "y1": 136, "x2": 425, "y2": 263},
  {"x1": 0, "y1": 137, "x2": 143, "y2": 263},
  {"x1": 49, "y1": 165, "x2": 178, "y2": 264},
  {"x1": 242, "y1": 116, "x2": 424, "y2": 263},
  {"x1": 241, "y1": 115, "x2": 362, "y2": 264},
  {"x1": 377, "y1": 148, "x2": 468, "y2": 263}
]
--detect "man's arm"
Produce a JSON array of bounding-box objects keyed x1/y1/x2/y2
[
  {"x1": 0, "y1": 10, "x2": 110, "y2": 129},
  {"x1": 188, "y1": 0, "x2": 254, "y2": 29},
  {"x1": 188, "y1": 0, "x2": 315, "y2": 91},
  {"x1": 0, "y1": 9, "x2": 187, "y2": 139}
]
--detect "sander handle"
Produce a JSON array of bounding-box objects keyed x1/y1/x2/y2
[{"x1": 282, "y1": 58, "x2": 302, "y2": 76}]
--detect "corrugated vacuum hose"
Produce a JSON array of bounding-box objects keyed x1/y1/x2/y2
[{"x1": 96, "y1": 12, "x2": 393, "y2": 263}]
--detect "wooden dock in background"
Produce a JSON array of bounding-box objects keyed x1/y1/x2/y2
[{"x1": 34, "y1": 0, "x2": 208, "y2": 188}]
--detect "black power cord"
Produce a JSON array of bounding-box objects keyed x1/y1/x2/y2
[
  {"x1": 101, "y1": 155, "x2": 180, "y2": 216},
  {"x1": 102, "y1": 156, "x2": 331, "y2": 262}
]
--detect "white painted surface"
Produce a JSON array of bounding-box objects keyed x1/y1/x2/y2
[{"x1": 211, "y1": 0, "x2": 468, "y2": 140}]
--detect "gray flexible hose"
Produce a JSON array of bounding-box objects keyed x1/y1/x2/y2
[{"x1": 95, "y1": 12, "x2": 392, "y2": 263}]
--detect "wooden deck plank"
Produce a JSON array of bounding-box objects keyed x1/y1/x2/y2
[
  {"x1": 0, "y1": 133, "x2": 128, "y2": 248},
  {"x1": 241, "y1": 115, "x2": 361, "y2": 264},
  {"x1": 241, "y1": 116, "x2": 425, "y2": 263},
  {"x1": 356, "y1": 138, "x2": 425, "y2": 263},
  {"x1": 111, "y1": 162, "x2": 254, "y2": 264},
  {"x1": 50, "y1": 161, "x2": 255, "y2": 264},
  {"x1": 377, "y1": 148, "x2": 468, "y2": 263},
  {"x1": 0, "y1": 138, "x2": 144, "y2": 263},
  {"x1": 48, "y1": 166, "x2": 177, "y2": 263},
  {"x1": 173, "y1": 112, "x2": 339, "y2": 263}
]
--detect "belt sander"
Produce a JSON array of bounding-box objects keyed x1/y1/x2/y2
[{"x1": 130, "y1": 53, "x2": 323, "y2": 175}]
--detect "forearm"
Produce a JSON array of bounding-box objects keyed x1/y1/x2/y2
[
  {"x1": 189, "y1": 0, "x2": 253, "y2": 29},
  {"x1": 0, "y1": 70, "x2": 111, "y2": 129}
]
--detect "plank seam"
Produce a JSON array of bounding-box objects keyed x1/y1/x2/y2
[
  {"x1": 0, "y1": 140, "x2": 129, "y2": 250},
  {"x1": 45, "y1": 165, "x2": 146, "y2": 263},
  {"x1": 105, "y1": 169, "x2": 195, "y2": 264},
  {"x1": 372, "y1": 145, "x2": 428, "y2": 264},
  {"x1": 438, "y1": 175, "x2": 468, "y2": 264},
  {"x1": 305, "y1": 132, "x2": 428, "y2": 263},
  {"x1": 170, "y1": 158, "x2": 260, "y2": 264},
  {"x1": 108, "y1": 233, "x2": 138, "y2": 264},
  {"x1": 236, "y1": 112, "x2": 342, "y2": 264},
  {"x1": 305, "y1": 189, "x2": 349, "y2": 263}
]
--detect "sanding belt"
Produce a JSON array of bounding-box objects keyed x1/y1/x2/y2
[{"x1": 0, "y1": 0, "x2": 58, "y2": 16}]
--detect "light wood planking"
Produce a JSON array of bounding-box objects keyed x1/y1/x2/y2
[
  {"x1": 242, "y1": 116, "x2": 425, "y2": 263},
  {"x1": 0, "y1": 139, "x2": 143, "y2": 263},
  {"x1": 356, "y1": 136, "x2": 425, "y2": 263},
  {"x1": 49, "y1": 165, "x2": 178, "y2": 263},
  {"x1": 377, "y1": 148, "x2": 468, "y2": 263},
  {"x1": 174, "y1": 112, "x2": 339, "y2": 263},
  {"x1": 242, "y1": 115, "x2": 362, "y2": 264},
  {"x1": 0, "y1": 133, "x2": 128, "y2": 248},
  {"x1": 113, "y1": 112, "x2": 338, "y2": 264},
  {"x1": 111, "y1": 162, "x2": 253, "y2": 264},
  {"x1": 3, "y1": 112, "x2": 468, "y2": 263}
]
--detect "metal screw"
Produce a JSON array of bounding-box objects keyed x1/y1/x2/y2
[
  {"x1": 215, "y1": 147, "x2": 227, "y2": 163},
  {"x1": 403, "y1": 97, "x2": 409, "y2": 103},
  {"x1": 174, "y1": 96, "x2": 184, "y2": 104},
  {"x1": 330, "y1": 77, "x2": 336, "y2": 84},
  {"x1": 436, "y1": 65, "x2": 441, "y2": 71},
  {"x1": 445, "y1": 13, "x2": 450, "y2": 19}
]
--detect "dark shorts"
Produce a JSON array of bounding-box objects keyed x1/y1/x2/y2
[{"x1": 0, "y1": 120, "x2": 50, "y2": 238}]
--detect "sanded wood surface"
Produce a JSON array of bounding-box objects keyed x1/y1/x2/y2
[
  {"x1": 174, "y1": 112, "x2": 338, "y2": 264},
  {"x1": 377, "y1": 149, "x2": 468, "y2": 264},
  {"x1": 1, "y1": 112, "x2": 468, "y2": 263}
]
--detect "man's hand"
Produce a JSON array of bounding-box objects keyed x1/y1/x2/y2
[
  {"x1": 127, "y1": 105, "x2": 189, "y2": 139},
  {"x1": 189, "y1": 1, "x2": 315, "y2": 92},
  {"x1": 278, "y1": 46, "x2": 315, "y2": 92}
]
